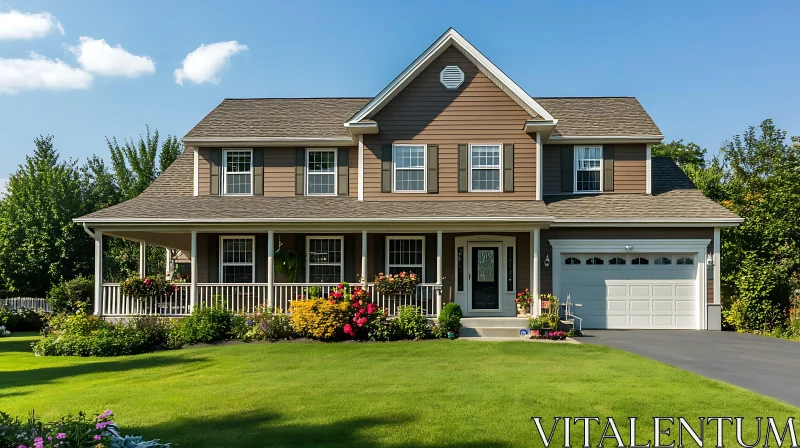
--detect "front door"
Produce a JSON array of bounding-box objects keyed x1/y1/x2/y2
[{"x1": 471, "y1": 246, "x2": 499, "y2": 309}]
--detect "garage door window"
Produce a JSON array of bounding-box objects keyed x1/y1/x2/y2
[
  {"x1": 677, "y1": 257, "x2": 694, "y2": 265},
  {"x1": 655, "y1": 257, "x2": 672, "y2": 265},
  {"x1": 632, "y1": 257, "x2": 649, "y2": 265},
  {"x1": 586, "y1": 257, "x2": 604, "y2": 265},
  {"x1": 609, "y1": 257, "x2": 626, "y2": 265},
  {"x1": 565, "y1": 257, "x2": 581, "y2": 265}
]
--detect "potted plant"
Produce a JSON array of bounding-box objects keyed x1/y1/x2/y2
[
  {"x1": 447, "y1": 330, "x2": 456, "y2": 340},
  {"x1": 527, "y1": 316, "x2": 544, "y2": 337},
  {"x1": 373, "y1": 272, "x2": 420, "y2": 295},
  {"x1": 274, "y1": 249, "x2": 305, "y2": 281},
  {"x1": 545, "y1": 312, "x2": 561, "y2": 335},
  {"x1": 515, "y1": 288, "x2": 533, "y2": 317}
]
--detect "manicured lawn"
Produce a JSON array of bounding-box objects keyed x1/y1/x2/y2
[{"x1": 1, "y1": 334, "x2": 797, "y2": 447}]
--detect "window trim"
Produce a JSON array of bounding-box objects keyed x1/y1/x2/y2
[
  {"x1": 468, "y1": 143, "x2": 503, "y2": 193},
  {"x1": 385, "y1": 236, "x2": 425, "y2": 282},
  {"x1": 222, "y1": 149, "x2": 254, "y2": 196},
  {"x1": 391, "y1": 144, "x2": 427, "y2": 193},
  {"x1": 305, "y1": 148, "x2": 337, "y2": 196},
  {"x1": 218, "y1": 235, "x2": 256, "y2": 283},
  {"x1": 305, "y1": 236, "x2": 345, "y2": 283},
  {"x1": 573, "y1": 145, "x2": 603, "y2": 194}
]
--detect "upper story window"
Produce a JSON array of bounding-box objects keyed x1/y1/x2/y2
[
  {"x1": 223, "y1": 149, "x2": 253, "y2": 195},
  {"x1": 393, "y1": 144, "x2": 426, "y2": 192},
  {"x1": 386, "y1": 237, "x2": 424, "y2": 280},
  {"x1": 575, "y1": 146, "x2": 602, "y2": 193},
  {"x1": 220, "y1": 236, "x2": 254, "y2": 283},
  {"x1": 306, "y1": 149, "x2": 336, "y2": 195},
  {"x1": 306, "y1": 237, "x2": 343, "y2": 283},
  {"x1": 470, "y1": 144, "x2": 502, "y2": 192}
]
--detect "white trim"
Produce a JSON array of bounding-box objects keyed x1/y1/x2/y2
[
  {"x1": 535, "y1": 133, "x2": 542, "y2": 201},
  {"x1": 552, "y1": 218, "x2": 743, "y2": 227},
  {"x1": 524, "y1": 120, "x2": 558, "y2": 140},
  {"x1": 190, "y1": 231, "x2": 197, "y2": 311},
  {"x1": 713, "y1": 227, "x2": 721, "y2": 305},
  {"x1": 77, "y1": 215, "x2": 557, "y2": 224},
  {"x1": 193, "y1": 149, "x2": 199, "y2": 197},
  {"x1": 574, "y1": 145, "x2": 603, "y2": 193},
  {"x1": 361, "y1": 231, "x2": 368, "y2": 283},
  {"x1": 392, "y1": 144, "x2": 427, "y2": 193},
  {"x1": 305, "y1": 148, "x2": 338, "y2": 196},
  {"x1": 267, "y1": 231, "x2": 274, "y2": 308},
  {"x1": 94, "y1": 230, "x2": 103, "y2": 316},
  {"x1": 183, "y1": 137, "x2": 354, "y2": 146},
  {"x1": 219, "y1": 235, "x2": 256, "y2": 283},
  {"x1": 548, "y1": 135, "x2": 664, "y2": 144},
  {"x1": 646, "y1": 143, "x2": 652, "y2": 195},
  {"x1": 345, "y1": 28, "x2": 554, "y2": 126},
  {"x1": 532, "y1": 228, "x2": 540, "y2": 316},
  {"x1": 385, "y1": 236, "x2": 426, "y2": 282},
  {"x1": 305, "y1": 236, "x2": 345, "y2": 283},
  {"x1": 468, "y1": 143, "x2": 503, "y2": 193},
  {"x1": 222, "y1": 149, "x2": 254, "y2": 196},
  {"x1": 357, "y1": 135, "x2": 364, "y2": 201}
]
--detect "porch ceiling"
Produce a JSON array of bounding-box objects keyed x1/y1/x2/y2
[{"x1": 104, "y1": 230, "x2": 192, "y2": 252}]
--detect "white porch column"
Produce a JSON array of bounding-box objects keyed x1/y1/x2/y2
[
  {"x1": 267, "y1": 230, "x2": 275, "y2": 309},
  {"x1": 532, "y1": 228, "x2": 540, "y2": 316},
  {"x1": 139, "y1": 242, "x2": 146, "y2": 278},
  {"x1": 361, "y1": 230, "x2": 368, "y2": 284},
  {"x1": 436, "y1": 230, "x2": 443, "y2": 316},
  {"x1": 94, "y1": 230, "x2": 103, "y2": 316},
  {"x1": 713, "y1": 227, "x2": 721, "y2": 305},
  {"x1": 190, "y1": 231, "x2": 197, "y2": 311},
  {"x1": 165, "y1": 248, "x2": 173, "y2": 280}
]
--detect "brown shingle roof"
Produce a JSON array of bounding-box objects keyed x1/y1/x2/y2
[{"x1": 534, "y1": 97, "x2": 662, "y2": 137}]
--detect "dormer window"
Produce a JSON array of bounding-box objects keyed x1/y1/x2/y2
[
  {"x1": 223, "y1": 149, "x2": 253, "y2": 195},
  {"x1": 575, "y1": 146, "x2": 602, "y2": 193}
]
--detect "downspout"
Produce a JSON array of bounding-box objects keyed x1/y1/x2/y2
[{"x1": 82, "y1": 222, "x2": 96, "y2": 239}]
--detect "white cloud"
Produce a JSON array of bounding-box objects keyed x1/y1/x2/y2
[
  {"x1": 0, "y1": 10, "x2": 64, "y2": 40},
  {"x1": 174, "y1": 41, "x2": 247, "y2": 85},
  {"x1": 68, "y1": 37, "x2": 155, "y2": 77},
  {"x1": 0, "y1": 178, "x2": 8, "y2": 197},
  {"x1": 0, "y1": 52, "x2": 93, "y2": 94}
]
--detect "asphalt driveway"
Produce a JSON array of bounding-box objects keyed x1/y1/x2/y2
[{"x1": 582, "y1": 330, "x2": 800, "y2": 407}]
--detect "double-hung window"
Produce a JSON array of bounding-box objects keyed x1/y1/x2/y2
[
  {"x1": 222, "y1": 149, "x2": 253, "y2": 195},
  {"x1": 306, "y1": 149, "x2": 336, "y2": 195},
  {"x1": 220, "y1": 236, "x2": 255, "y2": 283},
  {"x1": 393, "y1": 144, "x2": 426, "y2": 192},
  {"x1": 306, "y1": 237, "x2": 343, "y2": 283},
  {"x1": 469, "y1": 144, "x2": 502, "y2": 192},
  {"x1": 574, "y1": 146, "x2": 602, "y2": 192},
  {"x1": 386, "y1": 237, "x2": 424, "y2": 280}
]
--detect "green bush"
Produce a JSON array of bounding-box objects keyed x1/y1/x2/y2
[
  {"x1": 47, "y1": 276, "x2": 94, "y2": 314},
  {"x1": 179, "y1": 304, "x2": 235, "y2": 344},
  {"x1": 434, "y1": 302, "x2": 462, "y2": 337},
  {"x1": 237, "y1": 307, "x2": 295, "y2": 341},
  {"x1": 394, "y1": 306, "x2": 428, "y2": 340},
  {"x1": 0, "y1": 306, "x2": 45, "y2": 332}
]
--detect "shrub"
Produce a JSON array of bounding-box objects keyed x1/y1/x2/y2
[
  {"x1": 237, "y1": 307, "x2": 294, "y2": 341},
  {"x1": 527, "y1": 316, "x2": 545, "y2": 330},
  {"x1": 434, "y1": 303, "x2": 462, "y2": 337},
  {"x1": 47, "y1": 276, "x2": 94, "y2": 314},
  {"x1": 119, "y1": 275, "x2": 176, "y2": 300},
  {"x1": 179, "y1": 304, "x2": 235, "y2": 344},
  {"x1": 0, "y1": 306, "x2": 45, "y2": 332},
  {"x1": 291, "y1": 299, "x2": 353, "y2": 341},
  {"x1": 394, "y1": 306, "x2": 428, "y2": 340}
]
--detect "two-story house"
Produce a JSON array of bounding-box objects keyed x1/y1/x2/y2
[{"x1": 75, "y1": 28, "x2": 741, "y2": 330}]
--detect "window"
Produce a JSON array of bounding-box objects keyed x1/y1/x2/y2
[
  {"x1": 575, "y1": 146, "x2": 602, "y2": 192},
  {"x1": 677, "y1": 257, "x2": 694, "y2": 265},
  {"x1": 307, "y1": 237, "x2": 343, "y2": 283},
  {"x1": 654, "y1": 257, "x2": 672, "y2": 265},
  {"x1": 386, "y1": 237, "x2": 424, "y2": 279},
  {"x1": 223, "y1": 150, "x2": 252, "y2": 195},
  {"x1": 632, "y1": 257, "x2": 649, "y2": 265},
  {"x1": 220, "y1": 237, "x2": 254, "y2": 283},
  {"x1": 564, "y1": 257, "x2": 581, "y2": 265},
  {"x1": 609, "y1": 257, "x2": 626, "y2": 265},
  {"x1": 470, "y1": 144, "x2": 502, "y2": 192},
  {"x1": 586, "y1": 257, "x2": 604, "y2": 265},
  {"x1": 393, "y1": 144, "x2": 426, "y2": 192},
  {"x1": 306, "y1": 150, "x2": 336, "y2": 195}
]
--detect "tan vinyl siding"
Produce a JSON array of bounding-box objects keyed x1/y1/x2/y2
[
  {"x1": 363, "y1": 46, "x2": 537, "y2": 201},
  {"x1": 198, "y1": 149, "x2": 211, "y2": 196},
  {"x1": 613, "y1": 144, "x2": 647, "y2": 193},
  {"x1": 263, "y1": 149, "x2": 297, "y2": 196}
]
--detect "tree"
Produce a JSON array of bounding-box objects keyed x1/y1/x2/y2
[{"x1": 651, "y1": 139, "x2": 708, "y2": 167}]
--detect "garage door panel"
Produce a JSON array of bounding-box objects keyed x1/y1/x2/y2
[
  {"x1": 607, "y1": 300, "x2": 627, "y2": 311},
  {"x1": 630, "y1": 315, "x2": 653, "y2": 327},
  {"x1": 652, "y1": 300, "x2": 674, "y2": 311},
  {"x1": 653, "y1": 315, "x2": 674, "y2": 326},
  {"x1": 629, "y1": 300, "x2": 651, "y2": 311},
  {"x1": 675, "y1": 300, "x2": 695, "y2": 311},
  {"x1": 607, "y1": 315, "x2": 628, "y2": 327},
  {"x1": 606, "y1": 285, "x2": 627, "y2": 296}
]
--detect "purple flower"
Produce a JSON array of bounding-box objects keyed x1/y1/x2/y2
[
  {"x1": 57, "y1": 433, "x2": 66, "y2": 439},
  {"x1": 94, "y1": 435, "x2": 102, "y2": 441}
]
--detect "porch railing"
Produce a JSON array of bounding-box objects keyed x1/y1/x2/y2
[
  {"x1": 1, "y1": 297, "x2": 52, "y2": 312},
  {"x1": 102, "y1": 283, "x2": 192, "y2": 316}
]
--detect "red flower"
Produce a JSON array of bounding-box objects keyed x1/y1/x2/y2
[
  {"x1": 337, "y1": 283, "x2": 344, "y2": 290},
  {"x1": 144, "y1": 278, "x2": 152, "y2": 285},
  {"x1": 344, "y1": 324, "x2": 355, "y2": 337},
  {"x1": 359, "y1": 308, "x2": 366, "y2": 314}
]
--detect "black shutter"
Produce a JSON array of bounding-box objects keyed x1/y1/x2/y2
[
  {"x1": 295, "y1": 149, "x2": 305, "y2": 195},
  {"x1": 603, "y1": 144, "x2": 614, "y2": 192},
  {"x1": 503, "y1": 143, "x2": 514, "y2": 192},
  {"x1": 208, "y1": 235, "x2": 219, "y2": 283},
  {"x1": 255, "y1": 234, "x2": 267, "y2": 283},
  {"x1": 344, "y1": 234, "x2": 355, "y2": 281},
  {"x1": 381, "y1": 145, "x2": 392, "y2": 193},
  {"x1": 210, "y1": 150, "x2": 221, "y2": 196},
  {"x1": 427, "y1": 144, "x2": 439, "y2": 193},
  {"x1": 424, "y1": 234, "x2": 437, "y2": 283},
  {"x1": 457, "y1": 144, "x2": 468, "y2": 192},
  {"x1": 560, "y1": 145, "x2": 574, "y2": 193},
  {"x1": 374, "y1": 234, "x2": 385, "y2": 275},
  {"x1": 253, "y1": 149, "x2": 264, "y2": 196},
  {"x1": 338, "y1": 148, "x2": 349, "y2": 196}
]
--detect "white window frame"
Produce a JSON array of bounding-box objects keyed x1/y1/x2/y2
[
  {"x1": 222, "y1": 149, "x2": 254, "y2": 196},
  {"x1": 305, "y1": 236, "x2": 344, "y2": 283},
  {"x1": 305, "y1": 148, "x2": 337, "y2": 196},
  {"x1": 573, "y1": 145, "x2": 603, "y2": 194},
  {"x1": 219, "y1": 235, "x2": 256, "y2": 283},
  {"x1": 468, "y1": 143, "x2": 503, "y2": 192},
  {"x1": 385, "y1": 236, "x2": 425, "y2": 282},
  {"x1": 392, "y1": 144, "x2": 427, "y2": 193}
]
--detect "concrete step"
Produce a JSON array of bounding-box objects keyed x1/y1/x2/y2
[
  {"x1": 460, "y1": 327, "x2": 530, "y2": 338},
  {"x1": 460, "y1": 317, "x2": 529, "y2": 328}
]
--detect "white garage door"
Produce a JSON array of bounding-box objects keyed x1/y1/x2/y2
[{"x1": 560, "y1": 253, "x2": 698, "y2": 329}]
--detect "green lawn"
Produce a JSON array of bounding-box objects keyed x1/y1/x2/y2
[{"x1": 1, "y1": 334, "x2": 796, "y2": 448}]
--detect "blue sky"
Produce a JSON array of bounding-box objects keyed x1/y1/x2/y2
[{"x1": 1, "y1": 0, "x2": 798, "y2": 191}]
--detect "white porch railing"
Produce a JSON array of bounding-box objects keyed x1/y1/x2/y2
[
  {"x1": 368, "y1": 283, "x2": 439, "y2": 318},
  {"x1": 102, "y1": 283, "x2": 192, "y2": 316},
  {"x1": 2, "y1": 297, "x2": 52, "y2": 312},
  {"x1": 196, "y1": 283, "x2": 269, "y2": 314}
]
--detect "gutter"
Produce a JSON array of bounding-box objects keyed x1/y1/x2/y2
[
  {"x1": 82, "y1": 222, "x2": 95, "y2": 239},
  {"x1": 547, "y1": 135, "x2": 664, "y2": 144},
  {"x1": 181, "y1": 136, "x2": 355, "y2": 147},
  {"x1": 74, "y1": 215, "x2": 558, "y2": 225}
]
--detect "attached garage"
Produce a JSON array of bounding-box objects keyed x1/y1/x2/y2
[{"x1": 551, "y1": 240, "x2": 710, "y2": 330}]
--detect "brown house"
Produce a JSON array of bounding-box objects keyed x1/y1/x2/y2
[{"x1": 75, "y1": 28, "x2": 740, "y2": 331}]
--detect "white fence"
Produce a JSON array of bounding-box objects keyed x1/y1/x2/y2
[{"x1": 2, "y1": 297, "x2": 52, "y2": 312}]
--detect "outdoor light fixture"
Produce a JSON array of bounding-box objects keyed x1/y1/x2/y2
[
  {"x1": 624, "y1": 245, "x2": 634, "y2": 251},
  {"x1": 544, "y1": 254, "x2": 550, "y2": 267},
  {"x1": 707, "y1": 253, "x2": 714, "y2": 266}
]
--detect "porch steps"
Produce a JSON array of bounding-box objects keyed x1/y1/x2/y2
[{"x1": 458, "y1": 317, "x2": 530, "y2": 338}]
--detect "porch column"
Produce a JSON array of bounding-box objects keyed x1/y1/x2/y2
[
  {"x1": 190, "y1": 231, "x2": 197, "y2": 311},
  {"x1": 532, "y1": 228, "x2": 540, "y2": 316},
  {"x1": 94, "y1": 230, "x2": 103, "y2": 316},
  {"x1": 436, "y1": 230, "x2": 443, "y2": 316},
  {"x1": 267, "y1": 230, "x2": 275, "y2": 309},
  {"x1": 139, "y1": 242, "x2": 146, "y2": 278},
  {"x1": 165, "y1": 248, "x2": 173, "y2": 280},
  {"x1": 361, "y1": 230, "x2": 368, "y2": 284},
  {"x1": 713, "y1": 227, "x2": 721, "y2": 305}
]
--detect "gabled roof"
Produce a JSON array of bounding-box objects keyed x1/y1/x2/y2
[
  {"x1": 536, "y1": 97, "x2": 662, "y2": 139},
  {"x1": 345, "y1": 28, "x2": 554, "y2": 126}
]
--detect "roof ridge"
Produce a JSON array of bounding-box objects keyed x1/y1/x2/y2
[{"x1": 223, "y1": 97, "x2": 372, "y2": 100}]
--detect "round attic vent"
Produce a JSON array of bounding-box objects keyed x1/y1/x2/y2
[{"x1": 440, "y1": 65, "x2": 464, "y2": 90}]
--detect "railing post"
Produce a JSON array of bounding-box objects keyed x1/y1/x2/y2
[
  {"x1": 361, "y1": 230, "x2": 368, "y2": 285},
  {"x1": 267, "y1": 230, "x2": 275, "y2": 310},
  {"x1": 165, "y1": 247, "x2": 173, "y2": 280},
  {"x1": 436, "y1": 230, "x2": 443, "y2": 317},
  {"x1": 139, "y1": 241, "x2": 146, "y2": 278},
  {"x1": 94, "y1": 230, "x2": 103, "y2": 316},
  {"x1": 190, "y1": 231, "x2": 197, "y2": 311}
]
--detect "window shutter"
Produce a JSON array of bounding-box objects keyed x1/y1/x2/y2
[
  {"x1": 603, "y1": 144, "x2": 614, "y2": 192},
  {"x1": 374, "y1": 235, "x2": 385, "y2": 275},
  {"x1": 503, "y1": 143, "x2": 514, "y2": 192},
  {"x1": 253, "y1": 149, "x2": 264, "y2": 196},
  {"x1": 208, "y1": 235, "x2": 219, "y2": 283},
  {"x1": 210, "y1": 149, "x2": 221, "y2": 196},
  {"x1": 381, "y1": 145, "x2": 392, "y2": 193},
  {"x1": 337, "y1": 148, "x2": 349, "y2": 196},
  {"x1": 255, "y1": 234, "x2": 267, "y2": 283},
  {"x1": 344, "y1": 234, "x2": 355, "y2": 280},
  {"x1": 560, "y1": 145, "x2": 574, "y2": 193},
  {"x1": 457, "y1": 144, "x2": 468, "y2": 192},
  {"x1": 427, "y1": 144, "x2": 439, "y2": 193},
  {"x1": 295, "y1": 149, "x2": 305, "y2": 195}
]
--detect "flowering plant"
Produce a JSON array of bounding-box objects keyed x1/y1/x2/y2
[
  {"x1": 549, "y1": 331, "x2": 567, "y2": 340},
  {"x1": 373, "y1": 272, "x2": 420, "y2": 295},
  {"x1": 119, "y1": 275, "x2": 176, "y2": 300},
  {"x1": 515, "y1": 288, "x2": 533, "y2": 306},
  {"x1": 0, "y1": 324, "x2": 9, "y2": 337}
]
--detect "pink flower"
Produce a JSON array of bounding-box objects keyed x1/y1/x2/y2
[
  {"x1": 94, "y1": 435, "x2": 102, "y2": 441},
  {"x1": 399, "y1": 272, "x2": 406, "y2": 278},
  {"x1": 343, "y1": 324, "x2": 355, "y2": 337},
  {"x1": 359, "y1": 308, "x2": 366, "y2": 314},
  {"x1": 337, "y1": 283, "x2": 344, "y2": 290},
  {"x1": 57, "y1": 433, "x2": 66, "y2": 439},
  {"x1": 144, "y1": 278, "x2": 152, "y2": 285}
]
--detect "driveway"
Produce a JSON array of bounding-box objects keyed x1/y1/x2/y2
[{"x1": 582, "y1": 330, "x2": 800, "y2": 407}]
